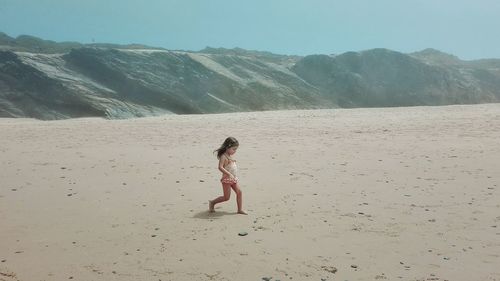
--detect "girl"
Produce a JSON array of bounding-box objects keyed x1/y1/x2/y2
[{"x1": 209, "y1": 137, "x2": 247, "y2": 215}]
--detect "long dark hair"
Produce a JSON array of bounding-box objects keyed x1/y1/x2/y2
[{"x1": 214, "y1": 137, "x2": 239, "y2": 159}]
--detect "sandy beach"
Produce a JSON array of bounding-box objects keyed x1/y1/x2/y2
[{"x1": 1, "y1": 103, "x2": 499, "y2": 281}]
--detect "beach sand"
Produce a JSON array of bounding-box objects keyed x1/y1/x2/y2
[{"x1": 1, "y1": 103, "x2": 499, "y2": 281}]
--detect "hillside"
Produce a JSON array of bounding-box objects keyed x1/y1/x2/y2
[{"x1": 1, "y1": 32, "x2": 499, "y2": 119}]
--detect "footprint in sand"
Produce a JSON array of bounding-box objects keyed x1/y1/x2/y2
[{"x1": 0, "y1": 270, "x2": 18, "y2": 281}]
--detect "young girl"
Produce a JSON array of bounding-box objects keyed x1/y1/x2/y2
[{"x1": 209, "y1": 137, "x2": 247, "y2": 215}]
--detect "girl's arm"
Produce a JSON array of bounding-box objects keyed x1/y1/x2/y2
[{"x1": 218, "y1": 156, "x2": 234, "y2": 177}]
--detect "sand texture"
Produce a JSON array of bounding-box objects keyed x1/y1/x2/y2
[{"x1": 1, "y1": 104, "x2": 500, "y2": 281}]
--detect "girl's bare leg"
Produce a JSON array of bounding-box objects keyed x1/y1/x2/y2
[
  {"x1": 209, "y1": 183, "x2": 232, "y2": 212},
  {"x1": 231, "y1": 183, "x2": 247, "y2": 215}
]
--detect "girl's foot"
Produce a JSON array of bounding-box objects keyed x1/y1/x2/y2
[
  {"x1": 237, "y1": 210, "x2": 248, "y2": 215},
  {"x1": 208, "y1": 200, "x2": 215, "y2": 212}
]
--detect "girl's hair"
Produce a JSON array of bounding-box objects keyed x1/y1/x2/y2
[{"x1": 214, "y1": 137, "x2": 239, "y2": 159}]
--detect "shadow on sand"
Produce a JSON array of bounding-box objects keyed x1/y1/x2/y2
[{"x1": 192, "y1": 210, "x2": 239, "y2": 219}]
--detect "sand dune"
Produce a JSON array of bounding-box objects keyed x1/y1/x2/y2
[{"x1": 1, "y1": 104, "x2": 500, "y2": 281}]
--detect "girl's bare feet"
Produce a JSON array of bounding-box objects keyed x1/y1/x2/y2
[
  {"x1": 208, "y1": 200, "x2": 215, "y2": 212},
  {"x1": 237, "y1": 210, "x2": 248, "y2": 215}
]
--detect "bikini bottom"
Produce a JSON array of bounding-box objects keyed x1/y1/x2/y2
[{"x1": 220, "y1": 177, "x2": 238, "y2": 184}]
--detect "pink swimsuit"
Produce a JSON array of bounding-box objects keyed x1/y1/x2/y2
[{"x1": 220, "y1": 155, "x2": 238, "y2": 184}]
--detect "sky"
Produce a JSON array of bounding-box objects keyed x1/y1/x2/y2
[{"x1": 1, "y1": 0, "x2": 499, "y2": 60}]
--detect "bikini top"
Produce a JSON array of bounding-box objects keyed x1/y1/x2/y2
[{"x1": 222, "y1": 154, "x2": 238, "y2": 176}]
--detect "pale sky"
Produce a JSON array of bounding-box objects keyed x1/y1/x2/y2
[{"x1": 1, "y1": 0, "x2": 499, "y2": 59}]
